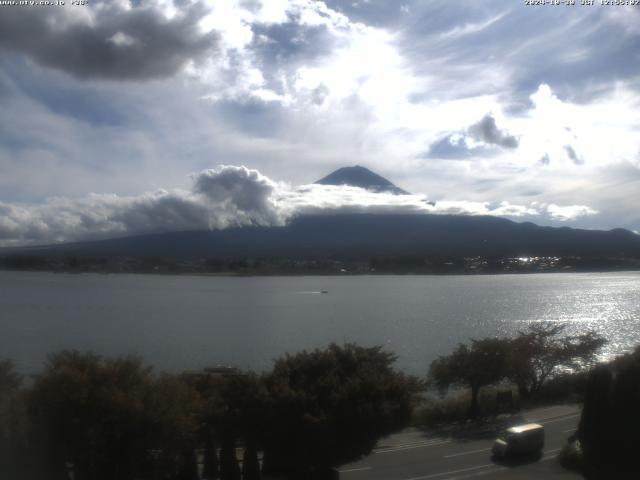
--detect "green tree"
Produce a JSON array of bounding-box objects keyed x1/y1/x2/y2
[
  {"x1": 217, "y1": 373, "x2": 267, "y2": 480},
  {"x1": 28, "y1": 351, "x2": 200, "y2": 480},
  {"x1": 0, "y1": 359, "x2": 25, "y2": 478},
  {"x1": 507, "y1": 323, "x2": 606, "y2": 399},
  {"x1": 429, "y1": 338, "x2": 509, "y2": 417},
  {"x1": 28, "y1": 351, "x2": 156, "y2": 480},
  {"x1": 262, "y1": 343, "x2": 422, "y2": 479},
  {"x1": 182, "y1": 370, "x2": 222, "y2": 480},
  {"x1": 185, "y1": 369, "x2": 266, "y2": 480},
  {"x1": 0, "y1": 359, "x2": 20, "y2": 394},
  {"x1": 0, "y1": 360, "x2": 21, "y2": 444},
  {"x1": 149, "y1": 373, "x2": 202, "y2": 480}
]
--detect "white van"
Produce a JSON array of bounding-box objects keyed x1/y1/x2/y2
[{"x1": 492, "y1": 423, "x2": 545, "y2": 458}]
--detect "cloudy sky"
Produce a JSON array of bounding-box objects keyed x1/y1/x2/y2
[{"x1": 1, "y1": 0, "x2": 639, "y2": 244}]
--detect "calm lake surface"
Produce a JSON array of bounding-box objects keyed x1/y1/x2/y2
[{"x1": 1, "y1": 271, "x2": 639, "y2": 375}]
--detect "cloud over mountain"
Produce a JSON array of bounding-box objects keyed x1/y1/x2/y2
[
  {"x1": 0, "y1": 166, "x2": 598, "y2": 246},
  {"x1": 193, "y1": 165, "x2": 282, "y2": 225},
  {"x1": 0, "y1": 1, "x2": 638, "y2": 237}
]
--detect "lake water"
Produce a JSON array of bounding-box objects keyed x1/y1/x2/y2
[{"x1": 1, "y1": 271, "x2": 639, "y2": 375}]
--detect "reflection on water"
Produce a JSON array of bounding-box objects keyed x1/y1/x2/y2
[{"x1": 1, "y1": 271, "x2": 638, "y2": 374}]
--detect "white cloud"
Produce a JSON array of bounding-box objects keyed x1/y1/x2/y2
[
  {"x1": 108, "y1": 32, "x2": 137, "y2": 48},
  {"x1": 439, "y1": 12, "x2": 506, "y2": 40},
  {"x1": 1, "y1": 0, "x2": 639, "y2": 236},
  {"x1": 0, "y1": 165, "x2": 600, "y2": 246},
  {"x1": 491, "y1": 201, "x2": 539, "y2": 217},
  {"x1": 514, "y1": 83, "x2": 640, "y2": 169},
  {"x1": 547, "y1": 204, "x2": 598, "y2": 222},
  {"x1": 198, "y1": 0, "x2": 254, "y2": 49}
]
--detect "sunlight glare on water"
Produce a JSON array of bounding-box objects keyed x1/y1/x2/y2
[{"x1": 1, "y1": 271, "x2": 639, "y2": 375}]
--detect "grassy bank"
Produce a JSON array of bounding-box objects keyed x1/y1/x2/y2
[{"x1": 413, "y1": 372, "x2": 588, "y2": 429}]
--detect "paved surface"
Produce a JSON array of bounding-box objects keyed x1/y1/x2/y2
[{"x1": 338, "y1": 405, "x2": 582, "y2": 480}]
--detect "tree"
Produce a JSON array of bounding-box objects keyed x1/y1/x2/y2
[
  {"x1": 201, "y1": 431, "x2": 219, "y2": 480},
  {"x1": 148, "y1": 373, "x2": 202, "y2": 480},
  {"x1": 28, "y1": 351, "x2": 201, "y2": 480},
  {"x1": 190, "y1": 371, "x2": 265, "y2": 480},
  {"x1": 577, "y1": 364, "x2": 614, "y2": 477},
  {"x1": 0, "y1": 360, "x2": 21, "y2": 443},
  {"x1": 217, "y1": 373, "x2": 266, "y2": 480},
  {"x1": 507, "y1": 323, "x2": 606, "y2": 399},
  {"x1": 0, "y1": 359, "x2": 24, "y2": 478},
  {"x1": 182, "y1": 370, "x2": 222, "y2": 480},
  {"x1": 0, "y1": 359, "x2": 20, "y2": 394},
  {"x1": 578, "y1": 346, "x2": 640, "y2": 478},
  {"x1": 185, "y1": 369, "x2": 267, "y2": 480},
  {"x1": 429, "y1": 338, "x2": 509, "y2": 417},
  {"x1": 262, "y1": 343, "x2": 422, "y2": 479}
]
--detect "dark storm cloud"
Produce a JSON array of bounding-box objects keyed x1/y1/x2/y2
[
  {"x1": 0, "y1": 3, "x2": 217, "y2": 81},
  {"x1": 468, "y1": 115, "x2": 518, "y2": 149}
]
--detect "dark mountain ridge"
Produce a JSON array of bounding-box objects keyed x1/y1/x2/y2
[{"x1": 4, "y1": 214, "x2": 640, "y2": 260}]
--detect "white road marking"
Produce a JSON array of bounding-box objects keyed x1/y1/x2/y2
[
  {"x1": 538, "y1": 413, "x2": 580, "y2": 425},
  {"x1": 528, "y1": 407, "x2": 578, "y2": 420},
  {"x1": 376, "y1": 438, "x2": 449, "y2": 449},
  {"x1": 543, "y1": 447, "x2": 562, "y2": 455},
  {"x1": 404, "y1": 447, "x2": 565, "y2": 480},
  {"x1": 441, "y1": 455, "x2": 562, "y2": 480},
  {"x1": 441, "y1": 466, "x2": 509, "y2": 480},
  {"x1": 444, "y1": 448, "x2": 492, "y2": 459},
  {"x1": 339, "y1": 466, "x2": 372, "y2": 473},
  {"x1": 344, "y1": 412, "x2": 579, "y2": 479},
  {"x1": 404, "y1": 463, "x2": 496, "y2": 480},
  {"x1": 375, "y1": 440, "x2": 452, "y2": 454},
  {"x1": 563, "y1": 428, "x2": 577, "y2": 433}
]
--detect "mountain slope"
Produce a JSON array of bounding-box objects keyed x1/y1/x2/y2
[
  {"x1": 6, "y1": 214, "x2": 640, "y2": 260},
  {"x1": 315, "y1": 166, "x2": 409, "y2": 194}
]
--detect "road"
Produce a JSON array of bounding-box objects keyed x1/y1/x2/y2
[{"x1": 337, "y1": 405, "x2": 581, "y2": 480}]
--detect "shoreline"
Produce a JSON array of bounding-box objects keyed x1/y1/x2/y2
[{"x1": 2, "y1": 267, "x2": 640, "y2": 277}]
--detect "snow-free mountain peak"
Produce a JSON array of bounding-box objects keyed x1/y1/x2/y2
[{"x1": 315, "y1": 165, "x2": 409, "y2": 195}]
